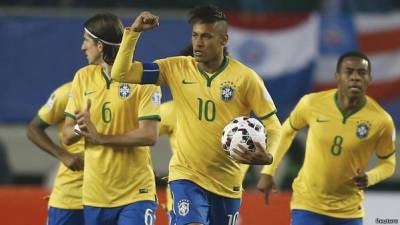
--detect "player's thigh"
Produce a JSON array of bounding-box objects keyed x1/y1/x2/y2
[
  {"x1": 47, "y1": 207, "x2": 84, "y2": 225},
  {"x1": 84, "y1": 205, "x2": 120, "y2": 225},
  {"x1": 209, "y1": 194, "x2": 241, "y2": 225},
  {"x1": 170, "y1": 179, "x2": 209, "y2": 225},
  {"x1": 328, "y1": 217, "x2": 363, "y2": 225},
  {"x1": 118, "y1": 200, "x2": 157, "y2": 225},
  {"x1": 291, "y1": 209, "x2": 325, "y2": 225}
]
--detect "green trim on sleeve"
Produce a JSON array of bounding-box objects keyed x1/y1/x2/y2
[
  {"x1": 138, "y1": 115, "x2": 161, "y2": 121},
  {"x1": 289, "y1": 118, "x2": 300, "y2": 131},
  {"x1": 377, "y1": 151, "x2": 396, "y2": 159},
  {"x1": 64, "y1": 112, "x2": 76, "y2": 120},
  {"x1": 258, "y1": 110, "x2": 277, "y2": 120},
  {"x1": 35, "y1": 115, "x2": 50, "y2": 127}
]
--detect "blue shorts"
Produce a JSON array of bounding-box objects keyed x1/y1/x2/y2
[
  {"x1": 84, "y1": 200, "x2": 157, "y2": 225},
  {"x1": 170, "y1": 179, "x2": 241, "y2": 225},
  {"x1": 291, "y1": 209, "x2": 363, "y2": 225},
  {"x1": 47, "y1": 207, "x2": 84, "y2": 225}
]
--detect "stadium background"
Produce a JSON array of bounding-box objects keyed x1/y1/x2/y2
[{"x1": 0, "y1": 0, "x2": 399, "y2": 224}]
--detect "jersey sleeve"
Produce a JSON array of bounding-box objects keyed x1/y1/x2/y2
[
  {"x1": 64, "y1": 71, "x2": 84, "y2": 120},
  {"x1": 375, "y1": 114, "x2": 396, "y2": 158},
  {"x1": 111, "y1": 28, "x2": 164, "y2": 86},
  {"x1": 288, "y1": 95, "x2": 310, "y2": 130},
  {"x1": 245, "y1": 73, "x2": 277, "y2": 120},
  {"x1": 137, "y1": 85, "x2": 162, "y2": 121},
  {"x1": 37, "y1": 83, "x2": 71, "y2": 126}
]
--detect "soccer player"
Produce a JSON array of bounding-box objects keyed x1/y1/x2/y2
[
  {"x1": 62, "y1": 13, "x2": 161, "y2": 225},
  {"x1": 111, "y1": 6, "x2": 281, "y2": 225},
  {"x1": 26, "y1": 82, "x2": 84, "y2": 225},
  {"x1": 258, "y1": 51, "x2": 396, "y2": 225}
]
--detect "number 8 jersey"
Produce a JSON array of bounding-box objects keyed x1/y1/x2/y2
[{"x1": 284, "y1": 89, "x2": 395, "y2": 218}]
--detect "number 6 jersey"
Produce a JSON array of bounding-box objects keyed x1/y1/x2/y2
[{"x1": 65, "y1": 65, "x2": 161, "y2": 207}]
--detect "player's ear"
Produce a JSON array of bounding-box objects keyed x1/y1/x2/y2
[
  {"x1": 96, "y1": 41, "x2": 104, "y2": 52},
  {"x1": 221, "y1": 33, "x2": 228, "y2": 46},
  {"x1": 334, "y1": 72, "x2": 340, "y2": 82}
]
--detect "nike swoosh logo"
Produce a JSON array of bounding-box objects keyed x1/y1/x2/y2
[
  {"x1": 84, "y1": 91, "x2": 96, "y2": 96},
  {"x1": 182, "y1": 79, "x2": 197, "y2": 84},
  {"x1": 316, "y1": 118, "x2": 329, "y2": 123}
]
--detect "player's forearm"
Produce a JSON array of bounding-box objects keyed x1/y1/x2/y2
[
  {"x1": 63, "y1": 124, "x2": 82, "y2": 146},
  {"x1": 261, "y1": 119, "x2": 297, "y2": 175},
  {"x1": 262, "y1": 114, "x2": 281, "y2": 156},
  {"x1": 100, "y1": 127, "x2": 159, "y2": 147},
  {"x1": 27, "y1": 121, "x2": 66, "y2": 159},
  {"x1": 111, "y1": 28, "x2": 142, "y2": 83},
  {"x1": 366, "y1": 154, "x2": 396, "y2": 187}
]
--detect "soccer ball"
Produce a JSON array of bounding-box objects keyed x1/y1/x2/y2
[{"x1": 221, "y1": 116, "x2": 266, "y2": 159}]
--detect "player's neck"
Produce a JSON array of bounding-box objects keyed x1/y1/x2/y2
[
  {"x1": 337, "y1": 92, "x2": 364, "y2": 113},
  {"x1": 199, "y1": 54, "x2": 225, "y2": 74},
  {"x1": 100, "y1": 62, "x2": 112, "y2": 79}
]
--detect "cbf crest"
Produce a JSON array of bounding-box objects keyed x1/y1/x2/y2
[
  {"x1": 177, "y1": 199, "x2": 190, "y2": 216},
  {"x1": 220, "y1": 81, "x2": 236, "y2": 102},
  {"x1": 356, "y1": 120, "x2": 371, "y2": 139},
  {"x1": 119, "y1": 83, "x2": 131, "y2": 99}
]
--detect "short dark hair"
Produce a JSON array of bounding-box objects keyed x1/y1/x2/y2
[
  {"x1": 188, "y1": 5, "x2": 226, "y2": 24},
  {"x1": 336, "y1": 51, "x2": 371, "y2": 73},
  {"x1": 84, "y1": 13, "x2": 124, "y2": 65}
]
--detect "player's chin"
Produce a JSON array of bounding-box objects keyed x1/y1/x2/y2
[{"x1": 193, "y1": 55, "x2": 207, "y2": 63}]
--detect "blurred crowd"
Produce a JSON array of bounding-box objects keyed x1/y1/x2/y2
[{"x1": 1, "y1": 0, "x2": 400, "y2": 12}]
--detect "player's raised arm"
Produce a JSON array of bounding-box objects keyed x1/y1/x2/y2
[{"x1": 111, "y1": 11, "x2": 160, "y2": 84}]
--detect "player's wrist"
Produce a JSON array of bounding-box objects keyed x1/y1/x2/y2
[
  {"x1": 73, "y1": 124, "x2": 82, "y2": 137},
  {"x1": 125, "y1": 27, "x2": 142, "y2": 36}
]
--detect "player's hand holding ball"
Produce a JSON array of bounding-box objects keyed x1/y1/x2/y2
[{"x1": 221, "y1": 116, "x2": 273, "y2": 165}]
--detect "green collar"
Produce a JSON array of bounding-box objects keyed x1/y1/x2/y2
[
  {"x1": 197, "y1": 56, "x2": 229, "y2": 87},
  {"x1": 334, "y1": 91, "x2": 366, "y2": 124},
  {"x1": 102, "y1": 69, "x2": 112, "y2": 89}
]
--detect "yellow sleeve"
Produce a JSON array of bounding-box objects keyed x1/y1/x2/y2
[
  {"x1": 288, "y1": 95, "x2": 309, "y2": 130},
  {"x1": 366, "y1": 154, "x2": 396, "y2": 187},
  {"x1": 366, "y1": 115, "x2": 397, "y2": 186},
  {"x1": 261, "y1": 119, "x2": 297, "y2": 175},
  {"x1": 111, "y1": 28, "x2": 144, "y2": 84},
  {"x1": 246, "y1": 73, "x2": 277, "y2": 120},
  {"x1": 137, "y1": 85, "x2": 162, "y2": 121},
  {"x1": 261, "y1": 96, "x2": 309, "y2": 175},
  {"x1": 37, "y1": 83, "x2": 70, "y2": 126},
  {"x1": 261, "y1": 114, "x2": 281, "y2": 156},
  {"x1": 375, "y1": 115, "x2": 396, "y2": 158},
  {"x1": 64, "y1": 71, "x2": 84, "y2": 120}
]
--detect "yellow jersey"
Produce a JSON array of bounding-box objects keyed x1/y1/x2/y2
[
  {"x1": 159, "y1": 101, "x2": 178, "y2": 152},
  {"x1": 37, "y1": 82, "x2": 84, "y2": 209},
  {"x1": 111, "y1": 29, "x2": 277, "y2": 198},
  {"x1": 65, "y1": 65, "x2": 161, "y2": 207},
  {"x1": 268, "y1": 89, "x2": 396, "y2": 218},
  {"x1": 160, "y1": 101, "x2": 250, "y2": 211}
]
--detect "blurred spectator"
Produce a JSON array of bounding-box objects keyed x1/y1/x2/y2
[
  {"x1": 0, "y1": 139, "x2": 13, "y2": 184},
  {"x1": 1, "y1": 0, "x2": 400, "y2": 12}
]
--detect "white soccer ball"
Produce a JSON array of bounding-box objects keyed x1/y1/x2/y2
[{"x1": 221, "y1": 116, "x2": 266, "y2": 159}]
